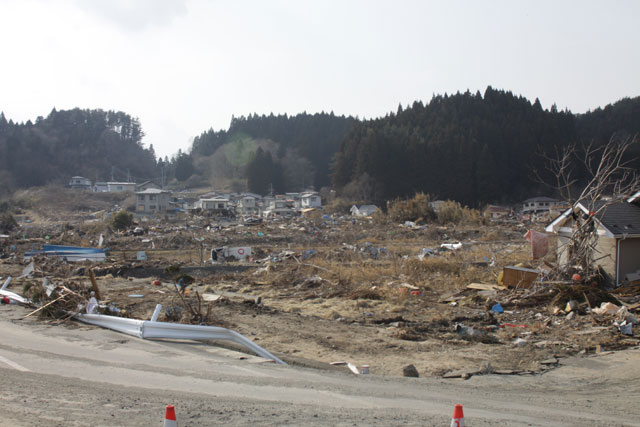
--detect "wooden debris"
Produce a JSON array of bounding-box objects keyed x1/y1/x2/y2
[
  {"x1": 467, "y1": 283, "x2": 505, "y2": 291},
  {"x1": 88, "y1": 268, "x2": 101, "y2": 300},
  {"x1": 501, "y1": 266, "x2": 540, "y2": 288}
]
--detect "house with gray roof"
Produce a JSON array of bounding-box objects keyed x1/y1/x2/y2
[
  {"x1": 546, "y1": 193, "x2": 640, "y2": 285},
  {"x1": 136, "y1": 188, "x2": 172, "y2": 214}
]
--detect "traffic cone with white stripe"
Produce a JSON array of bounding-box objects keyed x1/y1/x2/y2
[
  {"x1": 450, "y1": 404, "x2": 464, "y2": 427},
  {"x1": 164, "y1": 405, "x2": 177, "y2": 427}
]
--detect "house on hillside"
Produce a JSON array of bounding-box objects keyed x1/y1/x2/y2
[
  {"x1": 136, "y1": 189, "x2": 172, "y2": 214},
  {"x1": 236, "y1": 194, "x2": 261, "y2": 216},
  {"x1": 93, "y1": 182, "x2": 108, "y2": 192},
  {"x1": 172, "y1": 196, "x2": 198, "y2": 211},
  {"x1": 262, "y1": 198, "x2": 294, "y2": 218},
  {"x1": 351, "y1": 205, "x2": 378, "y2": 217},
  {"x1": 68, "y1": 176, "x2": 92, "y2": 190},
  {"x1": 136, "y1": 180, "x2": 161, "y2": 191},
  {"x1": 196, "y1": 197, "x2": 232, "y2": 215},
  {"x1": 107, "y1": 182, "x2": 136, "y2": 193},
  {"x1": 522, "y1": 197, "x2": 559, "y2": 214},
  {"x1": 300, "y1": 192, "x2": 322, "y2": 209},
  {"x1": 545, "y1": 193, "x2": 640, "y2": 286}
]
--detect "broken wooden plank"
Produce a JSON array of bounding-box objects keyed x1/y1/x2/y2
[
  {"x1": 88, "y1": 268, "x2": 101, "y2": 300},
  {"x1": 467, "y1": 283, "x2": 506, "y2": 291}
]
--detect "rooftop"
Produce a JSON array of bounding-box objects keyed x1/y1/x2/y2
[{"x1": 136, "y1": 188, "x2": 170, "y2": 194}]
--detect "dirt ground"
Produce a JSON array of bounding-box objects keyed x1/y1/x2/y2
[{"x1": 1, "y1": 190, "x2": 639, "y2": 378}]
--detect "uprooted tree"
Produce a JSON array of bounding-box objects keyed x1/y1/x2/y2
[{"x1": 536, "y1": 136, "x2": 640, "y2": 281}]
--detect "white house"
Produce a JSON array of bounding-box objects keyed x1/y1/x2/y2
[
  {"x1": 522, "y1": 197, "x2": 559, "y2": 214},
  {"x1": 300, "y1": 192, "x2": 322, "y2": 209},
  {"x1": 262, "y1": 198, "x2": 294, "y2": 218},
  {"x1": 237, "y1": 194, "x2": 261, "y2": 216},
  {"x1": 107, "y1": 182, "x2": 137, "y2": 193},
  {"x1": 197, "y1": 197, "x2": 230, "y2": 211},
  {"x1": 68, "y1": 176, "x2": 92, "y2": 190},
  {"x1": 351, "y1": 205, "x2": 378, "y2": 217},
  {"x1": 93, "y1": 182, "x2": 108, "y2": 192}
]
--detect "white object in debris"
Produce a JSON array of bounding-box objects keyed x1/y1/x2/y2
[
  {"x1": 42, "y1": 278, "x2": 55, "y2": 297},
  {"x1": 347, "y1": 363, "x2": 360, "y2": 375},
  {"x1": 330, "y1": 361, "x2": 363, "y2": 375},
  {"x1": 98, "y1": 234, "x2": 104, "y2": 248},
  {"x1": 20, "y1": 262, "x2": 35, "y2": 278},
  {"x1": 136, "y1": 251, "x2": 147, "y2": 261},
  {"x1": 86, "y1": 297, "x2": 98, "y2": 314},
  {"x1": 512, "y1": 338, "x2": 528, "y2": 347},
  {"x1": 150, "y1": 304, "x2": 162, "y2": 322},
  {"x1": 74, "y1": 310, "x2": 285, "y2": 365},
  {"x1": 211, "y1": 246, "x2": 252, "y2": 262},
  {"x1": 593, "y1": 302, "x2": 620, "y2": 315},
  {"x1": 0, "y1": 288, "x2": 31, "y2": 304},
  {"x1": 441, "y1": 242, "x2": 463, "y2": 251},
  {"x1": 1, "y1": 277, "x2": 11, "y2": 290}
]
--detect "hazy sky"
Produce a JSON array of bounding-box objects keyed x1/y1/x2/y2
[{"x1": 1, "y1": 0, "x2": 639, "y2": 158}]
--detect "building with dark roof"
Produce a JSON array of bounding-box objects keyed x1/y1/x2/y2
[{"x1": 546, "y1": 195, "x2": 640, "y2": 285}]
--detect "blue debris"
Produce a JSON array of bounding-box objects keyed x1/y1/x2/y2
[
  {"x1": 301, "y1": 249, "x2": 316, "y2": 260},
  {"x1": 490, "y1": 303, "x2": 504, "y2": 313}
]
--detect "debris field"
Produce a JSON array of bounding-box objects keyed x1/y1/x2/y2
[{"x1": 1, "y1": 201, "x2": 638, "y2": 378}]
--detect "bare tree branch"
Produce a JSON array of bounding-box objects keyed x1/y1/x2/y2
[{"x1": 543, "y1": 136, "x2": 639, "y2": 280}]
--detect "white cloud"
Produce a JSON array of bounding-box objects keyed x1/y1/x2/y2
[{"x1": 73, "y1": 0, "x2": 188, "y2": 32}]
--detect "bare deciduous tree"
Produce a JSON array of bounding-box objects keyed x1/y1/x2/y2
[{"x1": 538, "y1": 136, "x2": 640, "y2": 280}]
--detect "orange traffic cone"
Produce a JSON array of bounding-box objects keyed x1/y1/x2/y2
[
  {"x1": 164, "y1": 405, "x2": 177, "y2": 427},
  {"x1": 450, "y1": 404, "x2": 465, "y2": 427}
]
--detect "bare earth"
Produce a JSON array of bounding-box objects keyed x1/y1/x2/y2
[{"x1": 0, "y1": 302, "x2": 639, "y2": 426}]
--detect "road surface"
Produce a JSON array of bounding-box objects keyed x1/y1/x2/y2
[{"x1": 0, "y1": 304, "x2": 638, "y2": 426}]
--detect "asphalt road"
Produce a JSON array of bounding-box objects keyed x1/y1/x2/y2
[{"x1": 0, "y1": 304, "x2": 638, "y2": 426}]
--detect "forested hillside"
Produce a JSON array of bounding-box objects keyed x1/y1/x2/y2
[
  {"x1": 187, "y1": 112, "x2": 355, "y2": 192},
  {"x1": 576, "y1": 96, "x2": 640, "y2": 155},
  {"x1": 0, "y1": 108, "x2": 157, "y2": 191},
  {"x1": 331, "y1": 88, "x2": 640, "y2": 206},
  {"x1": 2, "y1": 90, "x2": 638, "y2": 203}
]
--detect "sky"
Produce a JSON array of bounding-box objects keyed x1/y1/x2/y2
[{"x1": 1, "y1": 0, "x2": 639, "y2": 158}]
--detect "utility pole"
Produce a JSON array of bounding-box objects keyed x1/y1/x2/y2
[
  {"x1": 111, "y1": 166, "x2": 114, "y2": 181},
  {"x1": 127, "y1": 169, "x2": 130, "y2": 183}
]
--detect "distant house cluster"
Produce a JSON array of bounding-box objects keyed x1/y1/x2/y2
[{"x1": 181, "y1": 191, "x2": 324, "y2": 219}]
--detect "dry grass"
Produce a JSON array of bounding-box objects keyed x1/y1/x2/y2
[{"x1": 12, "y1": 186, "x2": 130, "y2": 220}]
